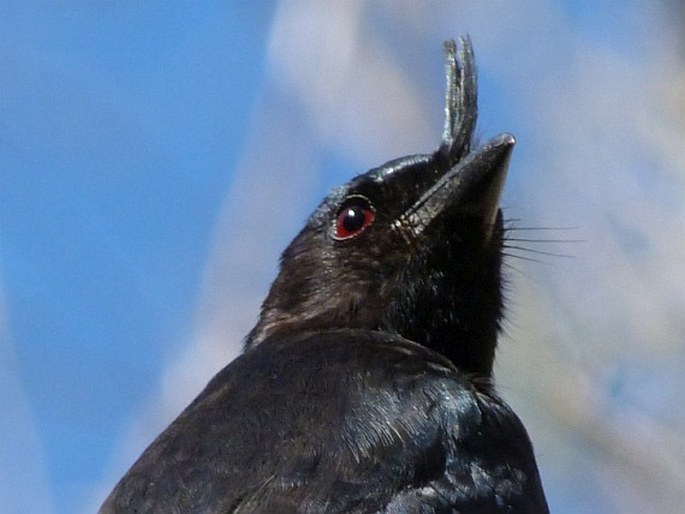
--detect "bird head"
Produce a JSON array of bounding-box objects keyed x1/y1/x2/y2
[{"x1": 246, "y1": 38, "x2": 514, "y2": 378}]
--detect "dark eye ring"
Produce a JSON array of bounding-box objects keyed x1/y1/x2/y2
[{"x1": 331, "y1": 196, "x2": 375, "y2": 241}]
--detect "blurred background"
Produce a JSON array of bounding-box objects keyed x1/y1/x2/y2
[{"x1": 1, "y1": 1, "x2": 684, "y2": 512}]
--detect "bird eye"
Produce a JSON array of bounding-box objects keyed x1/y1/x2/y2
[{"x1": 332, "y1": 196, "x2": 375, "y2": 240}]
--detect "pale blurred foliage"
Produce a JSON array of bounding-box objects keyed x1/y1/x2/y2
[{"x1": 96, "y1": 2, "x2": 685, "y2": 512}]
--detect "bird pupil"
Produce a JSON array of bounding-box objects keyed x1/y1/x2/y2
[{"x1": 343, "y1": 207, "x2": 364, "y2": 232}]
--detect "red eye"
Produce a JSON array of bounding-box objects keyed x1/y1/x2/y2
[{"x1": 332, "y1": 197, "x2": 375, "y2": 240}]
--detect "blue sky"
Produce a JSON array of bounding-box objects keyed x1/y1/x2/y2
[
  {"x1": 2, "y1": 2, "x2": 684, "y2": 513},
  {"x1": 1, "y1": 4, "x2": 275, "y2": 511}
]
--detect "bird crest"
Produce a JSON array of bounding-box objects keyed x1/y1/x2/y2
[{"x1": 440, "y1": 37, "x2": 478, "y2": 166}]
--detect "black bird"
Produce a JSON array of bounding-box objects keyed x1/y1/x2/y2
[{"x1": 101, "y1": 37, "x2": 549, "y2": 513}]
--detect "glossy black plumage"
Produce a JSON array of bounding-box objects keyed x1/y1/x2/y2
[{"x1": 101, "y1": 37, "x2": 549, "y2": 513}]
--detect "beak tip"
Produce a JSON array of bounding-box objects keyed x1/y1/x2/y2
[
  {"x1": 481, "y1": 133, "x2": 516, "y2": 174},
  {"x1": 486, "y1": 133, "x2": 516, "y2": 155},
  {"x1": 500, "y1": 132, "x2": 516, "y2": 146}
]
